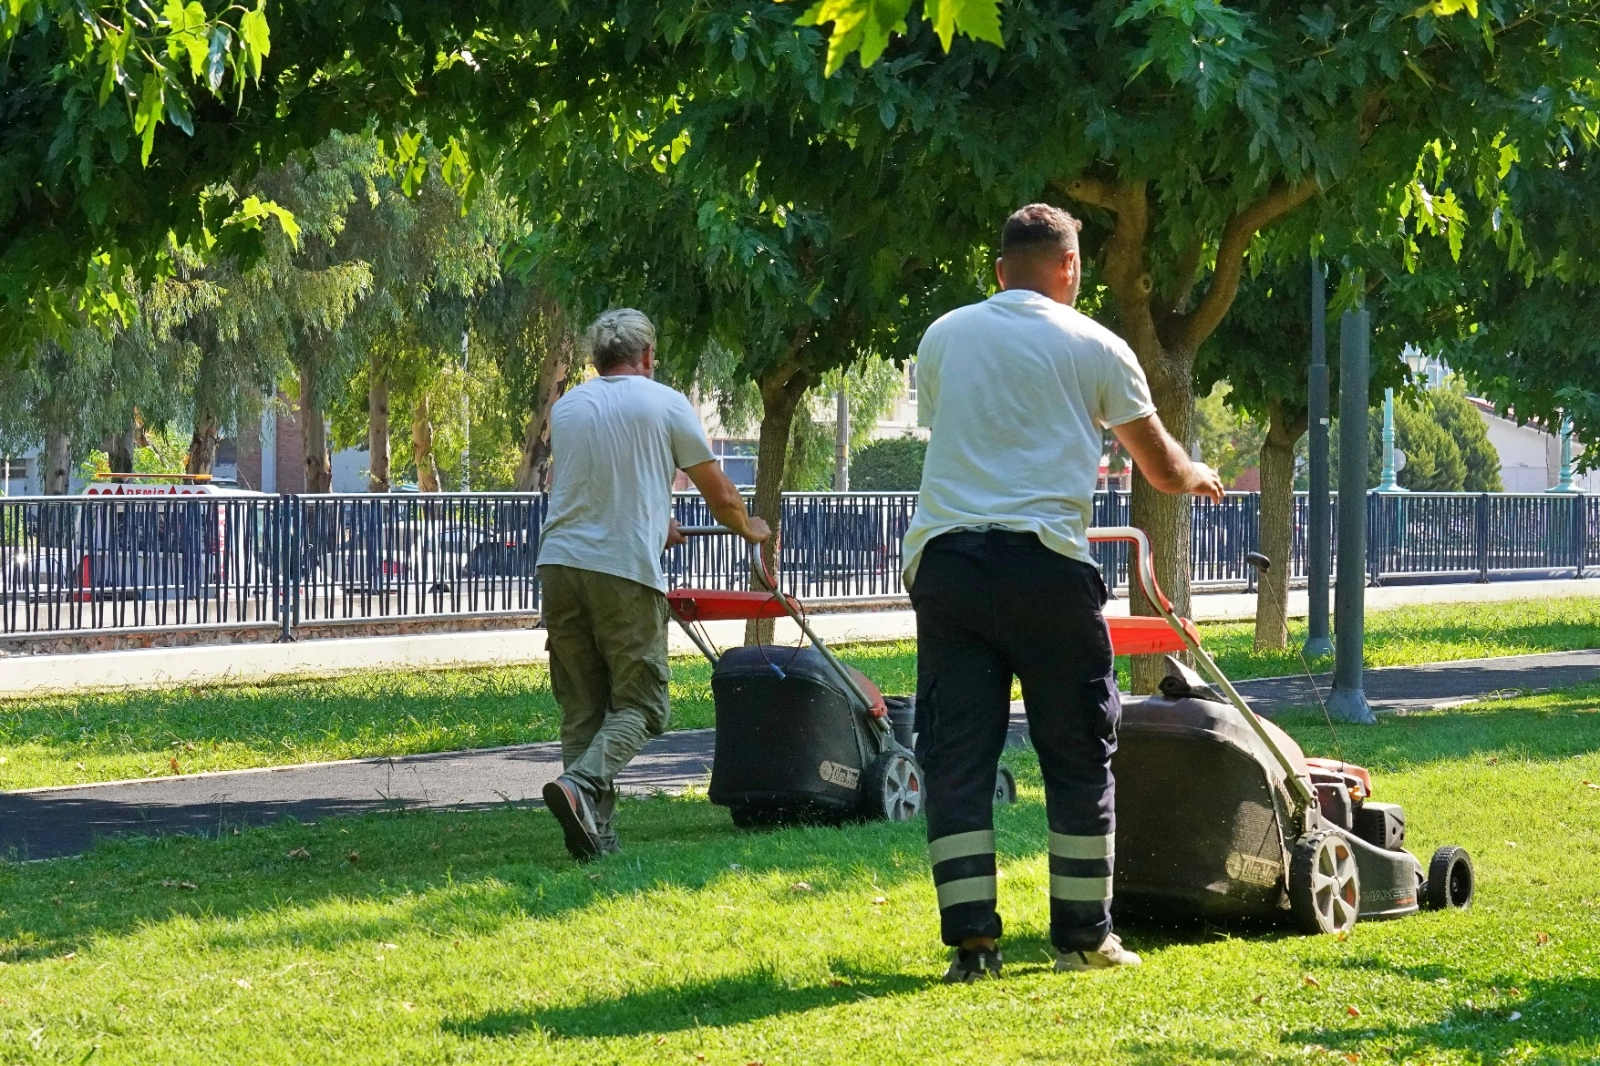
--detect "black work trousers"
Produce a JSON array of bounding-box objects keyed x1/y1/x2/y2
[{"x1": 912, "y1": 530, "x2": 1120, "y2": 953}]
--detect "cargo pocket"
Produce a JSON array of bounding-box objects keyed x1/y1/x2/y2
[
  {"x1": 642, "y1": 656, "x2": 672, "y2": 736},
  {"x1": 1086, "y1": 672, "x2": 1121, "y2": 741}
]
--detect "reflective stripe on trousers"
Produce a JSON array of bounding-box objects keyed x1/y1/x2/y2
[{"x1": 929, "y1": 829, "x2": 997, "y2": 911}]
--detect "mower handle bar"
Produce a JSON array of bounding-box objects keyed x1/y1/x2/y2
[
  {"x1": 1088, "y1": 526, "x2": 1316, "y2": 812},
  {"x1": 673, "y1": 525, "x2": 881, "y2": 723},
  {"x1": 676, "y1": 525, "x2": 774, "y2": 591}
]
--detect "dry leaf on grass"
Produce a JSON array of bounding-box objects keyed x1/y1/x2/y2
[
  {"x1": 871, "y1": 896, "x2": 888, "y2": 906},
  {"x1": 1252, "y1": 994, "x2": 1267, "y2": 1005},
  {"x1": 790, "y1": 882, "x2": 814, "y2": 893},
  {"x1": 1343, "y1": 1053, "x2": 1361, "y2": 1064},
  {"x1": 287, "y1": 847, "x2": 311, "y2": 861},
  {"x1": 1535, "y1": 931, "x2": 1550, "y2": 945},
  {"x1": 1584, "y1": 781, "x2": 1600, "y2": 790},
  {"x1": 235, "y1": 979, "x2": 250, "y2": 990},
  {"x1": 1345, "y1": 1004, "x2": 1362, "y2": 1018},
  {"x1": 1303, "y1": 974, "x2": 1321, "y2": 988},
  {"x1": 170, "y1": 758, "x2": 181, "y2": 774},
  {"x1": 1509, "y1": 1011, "x2": 1522, "y2": 1022},
  {"x1": 401, "y1": 1001, "x2": 415, "y2": 1012},
  {"x1": 346, "y1": 851, "x2": 360, "y2": 864}
]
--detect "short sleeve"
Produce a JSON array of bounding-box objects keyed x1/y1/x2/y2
[
  {"x1": 915, "y1": 329, "x2": 940, "y2": 428},
  {"x1": 1095, "y1": 337, "x2": 1157, "y2": 429},
  {"x1": 668, "y1": 392, "x2": 716, "y2": 470}
]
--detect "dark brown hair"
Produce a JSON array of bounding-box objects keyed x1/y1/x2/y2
[{"x1": 1000, "y1": 203, "x2": 1082, "y2": 259}]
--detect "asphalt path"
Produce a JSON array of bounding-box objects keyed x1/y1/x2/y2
[{"x1": 4, "y1": 649, "x2": 1597, "y2": 861}]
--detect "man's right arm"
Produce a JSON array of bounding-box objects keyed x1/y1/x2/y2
[
  {"x1": 1110, "y1": 414, "x2": 1225, "y2": 502},
  {"x1": 682, "y1": 460, "x2": 772, "y2": 544}
]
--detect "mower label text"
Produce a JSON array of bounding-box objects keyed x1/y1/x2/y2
[
  {"x1": 818, "y1": 761, "x2": 860, "y2": 790},
  {"x1": 1225, "y1": 851, "x2": 1282, "y2": 888}
]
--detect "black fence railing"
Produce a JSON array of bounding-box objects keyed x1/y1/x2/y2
[{"x1": 0, "y1": 490, "x2": 1593, "y2": 640}]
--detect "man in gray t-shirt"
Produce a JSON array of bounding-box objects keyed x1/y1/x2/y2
[{"x1": 537, "y1": 309, "x2": 769, "y2": 861}]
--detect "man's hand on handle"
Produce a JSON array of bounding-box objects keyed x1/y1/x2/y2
[
  {"x1": 664, "y1": 517, "x2": 688, "y2": 550},
  {"x1": 1187, "y1": 462, "x2": 1225, "y2": 503},
  {"x1": 680, "y1": 460, "x2": 773, "y2": 546}
]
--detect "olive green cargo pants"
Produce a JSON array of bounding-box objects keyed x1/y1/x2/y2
[{"x1": 538, "y1": 564, "x2": 672, "y2": 845}]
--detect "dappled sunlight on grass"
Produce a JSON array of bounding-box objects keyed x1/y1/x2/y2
[{"x1": 3, "y1": 690, "x2": 1599, "y2": 1063}]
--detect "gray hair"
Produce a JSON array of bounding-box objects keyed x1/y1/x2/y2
[{"x1": 585, "y1": 308, "x2": 657, "y2": 372}]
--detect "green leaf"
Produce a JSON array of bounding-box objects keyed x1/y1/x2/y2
[
  {"x1": 165, "y1": 90, "x2": 194, "y2": 137},
  {"x1": 239, "y1": 1, "x2": 271, "y2": 81},
  {"x1": 205, "y1": 26, "x2": 228, "y2": 92},
  {"x1": 925, "y1": 0, "x2": 1003, "y2": 50},
  {"x1": 134, "y1": 71, "x2": 165, "y2": 165}
]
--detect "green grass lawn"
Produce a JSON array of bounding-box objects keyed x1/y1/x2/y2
[
  {"x1": 2, "y1": 595, "x2": 1596, "y2": 791},
  {"x1": 3, "y1": 685, "x2": 1599, "y2": 1064}
]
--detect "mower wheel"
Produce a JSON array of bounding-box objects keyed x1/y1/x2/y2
[
  {"x1": 864, "y1": 750, "x2": 924, "y2": 823},
  {"x1": 1423, "y1": 846, "x2": 1475, "y2": 911},
  {"x1": 1289, "y1": 830, "x2": 1361, "y2": 935},
  {"x1": 993, "y1": 765, "x2": 1018, "y2": 805}
]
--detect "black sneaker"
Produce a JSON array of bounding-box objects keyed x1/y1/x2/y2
[
  {"x1": 542, "y1": 775, "x2": 602, "y2": 861},
  {"x1": 942, "y1": 945, "x2": 1003, "y2": 984}
]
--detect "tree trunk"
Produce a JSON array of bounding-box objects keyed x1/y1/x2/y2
[
  {"x1": 42, "y1": 431, "x2": 72, "y2": 495},
  {"x1": 1127, "y1": 346, "x2": 1197, "y2": 693},
  {"x1": 300, "y1": 366, "x2": 332, "y2": 493},
  {"x1": 1061, "y1": 175, "x2": 1320, "y2": 691},
  {"x1": 1254, "y1": 400, "x2": 1308, "y2": 651},
  {"x1": 513, "y1": 326, "x2": 576, "y2": 492},
  {"x1": 833, "y1": 385, "x2": 850, "y2": 491},
  {"x1": 185, "y1": 414, "x2": 219, "y2": 476},
  {"x1": 744, "y1": 361, "x2": 814, "y2": 645},
  {"x1": 367, "y1": 353, "x2": 390, "y2": 493},
  {"x1": 107, "y1": 429, "x2": 135, "y2": 474},
  {"x1": 413, "y1": 392, "x2": 441, "y2": 492}
]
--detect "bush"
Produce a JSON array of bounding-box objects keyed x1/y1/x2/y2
[{"x1": 850, "y1": 436, "x2": 926, "y2": 491}]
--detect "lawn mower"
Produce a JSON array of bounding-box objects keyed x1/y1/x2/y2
[
  {"x1": 667, "y1": 527, "x2": 1015, "y2": 829},
  {"x1": 1095, "y1": 526, "x2": 1475, "y2": 934}
]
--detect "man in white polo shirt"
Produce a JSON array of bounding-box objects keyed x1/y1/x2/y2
[
  {"x1": 905, "y1": 204, "x2": 1223, "y2": 982},
  {"x1": 537, "y1": 308, "x2": 768, "y2": 861}
]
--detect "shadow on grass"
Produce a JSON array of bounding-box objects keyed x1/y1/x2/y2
[
  {"x1": 1273, "y1": 692, "x2": 1600, "y2": 772},
  {"x1": 449, "y1": 964, "x2": 926, "y2": 1041},
  {"x1": 1285, "y1": 972, "x2": 1600, "y2": 1062}
]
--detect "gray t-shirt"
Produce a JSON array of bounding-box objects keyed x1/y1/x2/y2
[
  {"x1": 536, "y1": 375, "x2": 715, "y2": 592},
  {"x1": 901, "y1": 289, "x2": 1156, "y2": 587}
]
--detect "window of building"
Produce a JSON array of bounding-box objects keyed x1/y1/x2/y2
[
  {"x1": 905, "y1": 359, "x2": 918, "y2": 403},
  {"x1": 713, "y1": 440, "x2": 758, "y2": 488}
]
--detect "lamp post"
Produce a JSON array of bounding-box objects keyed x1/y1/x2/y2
[
  {"x1": 1375, "y1": 388, "x2": 1405, "y2": 493},
  {"x1": 1303, "y1": 258, "x2": 1334, "y2": 659},
  {"x1": 1328, "y1": 305, "x2": 1376, "y2": 725},
  {"x1": 1550, "y1": 417, "x2": 1581, "y2": 494}
]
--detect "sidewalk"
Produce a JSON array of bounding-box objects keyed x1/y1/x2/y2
[
  {"x1": 5, "y1": 648, "x2": 1597, "y2": 861},
  {"x1": 2, "y1": 577, "x2": 1595, "y2": 699}
]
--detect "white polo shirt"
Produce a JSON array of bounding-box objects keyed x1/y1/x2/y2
[
  {"x1": 537, "y1": 375, "x2": 715, "y2": 592},
  {"x1": 901, "y1": 289, "x2": 1156, "y2": 588}
]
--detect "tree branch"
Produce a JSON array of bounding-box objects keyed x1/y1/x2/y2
[
  {"x1": 1059, "y1": 175, "x2": 1118, "y2": 212},
  {"x1": 1165, "y1": 237, "x2": 1205, "y2": 319},
  {"x1": 1175, "y1": 179, "x2": 1320, "y2": 352}
]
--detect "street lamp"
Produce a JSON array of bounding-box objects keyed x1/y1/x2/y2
[{"x1": 1549, "y1": 416, "x2": 1582, "y2": 494}]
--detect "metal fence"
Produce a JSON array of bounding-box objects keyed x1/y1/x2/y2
[{"x1": 1, "y1": 490, "x2": 1594, "y2": 641}]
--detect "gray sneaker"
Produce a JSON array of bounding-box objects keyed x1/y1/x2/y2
[
  {"x1": 542, "y1": 775, "x2": 603, "y2": 861},
  {"x1": 1054, "y1": 933, "x2": 1142, "y2": 972}
]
